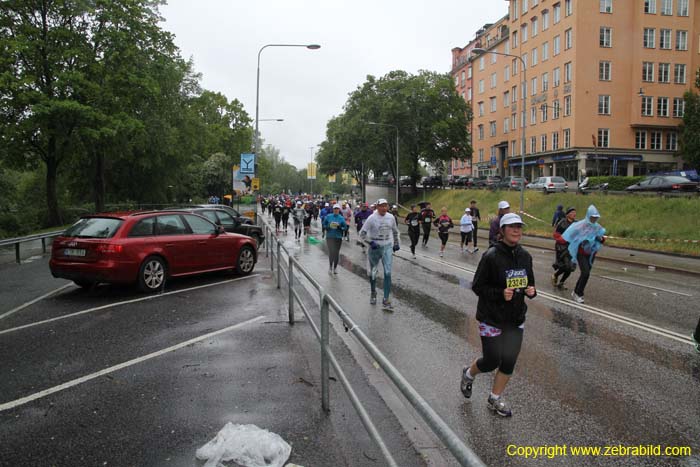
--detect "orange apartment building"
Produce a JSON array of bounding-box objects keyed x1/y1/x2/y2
[{"x1": 453, "y1": 0, "x2": 698, "y2": 182}]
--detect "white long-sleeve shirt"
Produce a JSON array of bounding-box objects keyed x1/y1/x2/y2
[
  {"x1": 460, "y1": 214, "x2": 474, "y2": 233},
  {"x1": 359, "y1": 211, "x2": 399, "y2": 246}
]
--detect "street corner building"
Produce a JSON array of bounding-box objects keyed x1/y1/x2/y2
[{"x1": 449, "y1": 0, "x2": 696, "y2": 182}]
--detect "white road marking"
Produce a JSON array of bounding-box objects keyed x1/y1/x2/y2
[
  {"x1": 0, "y1": 274, "x2": 259, "y2": 336},
  {"x1": 598, "y1": 275, "x2": 692, "y2": 297},
  {"x1": 0, "y1": 315, "x2": 265, "y2": 412},
  {"x1": 0, "y1": 283, "x2": 75, "y2": 321},
  {"x1": 397, "y1": 252, "x2": 694, "y2": 345}
]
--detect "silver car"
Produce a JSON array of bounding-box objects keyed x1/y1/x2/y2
[{"x1": 527, "y1": 176, "x2": 568, "y2": 193}]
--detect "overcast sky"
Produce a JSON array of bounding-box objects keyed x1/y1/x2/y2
[{"x1": 159, "y1": 0, "x2": 506, "y2": 170}]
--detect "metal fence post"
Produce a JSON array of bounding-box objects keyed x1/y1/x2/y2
[
  {"x1": 276, "y1": 241, "x2": 281, "y2": 289},
  {"x1": 265, "y1": 226, "x2": 270, "y2": 258},
  {"x1": 288, "y1": 257, "x2": 295, "y2": 324},
  {"x1": 320, "y1": 294, "x2": 330, "y2": 412},
  {"x1": 15, "y1": 243, "x2": 20, "y2": 264},
  {"x1": 41, "y1": 238, "x2": 46, "y2": 254},
  {"x1": 270, "y1": 235, "x2": 274, "y2": 272}
]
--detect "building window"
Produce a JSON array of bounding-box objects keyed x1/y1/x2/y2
[
  {"x1": 553, "y1": 100, "x2": 560, "y2": 119},
  {"x1": 522, "y1": 24, "x2": 528, "y2": 43},
  {"x1": 542, "y1": 42, "x2": 549, "y2": 61},
  {"x1": 532, "y1": 48, "x2": 538, "y2": 66},
  {"x1": 644, "y1": 0, "x2": 656, "y2": 13},
  {"x1": 564, "y1": 95, "x2": 572, "y2": 116},
  {"x1": 564, "y1": 128, "x2": 571, "y2": 148},
  {"x1": 512, "y1": 31, "x2": 519, "y2": 48},
  {"x1": 642, "y1": 62, "x2": 654, "y2": 82},
  {"x1": 598, "y1": 95, "x2": 611, "y2": 115},
  {"x1": 531, "y1": 77, "x2": 537, "y2": 95},
  {"x1": 565, "y1": 0, "x2": 573, "y2": 16},
  {"x1": 553, "y1": 2, "x2": 561, "y2": 22},
  {"x1": 478, "y1": 79, "x2": 484, "y2": 93},
  {"x1": 531, "y1": 107, "x2": 537, "y2": 124},
  {"x1": 542, "y1": 10, "x2": 550, "y2": 30},
  {"x1": 541, "y1": 104, "x2": 548, "y2": 122},
  {"x1": 541, "y1": 134, "x2": 548, "y2": 152},
  {"x1": 635, "y1": 130, "x2": 647, "y2": 149},
  {"x1": 552, "y1": 131, "x2": 559, "y2": 150},
  {"x1": 504, "y1": 118, "x2": 510, "y2": 134},
  {"x1": 513, "y1": 0, "x2": 519, "y2": 19},
  {"x1": 504, "y1": 91, "x2": 510, "y2": 107},
  {"x1": 460, "y1": 71, "x2": 465, "y2": 86},
  {"x1": 553, "y1": 67, "x2": 561, "y2": 86},
  {"x1": 468, "y1": 66, "x2": 472, "y2": 79},
  {"x1": 643, "y1": 28, "x2": 656, "y2": 48},
  {"x1": 512, "y1": 112, "x2": 517, "y2": 130},
  {"x1": 564, "y1": 62, "x2": 572, "y2": 82},
  {"x1": 657, "y1": 96, "x2": 669, "y2": 117},
  {"x1": 600, "y1": 0, "x2": 612, "y2": 12},
  {"x1": 467, "y1": 88, "x2": 472, "y2": 100},
  {"x1": 659, "y1": 29, "x2": 671, "y2": 49},
  {"x1": 504, "y1": 39, "x2": 511, "y2": 55},
  {"x1": 658, "y1": 63, "x2": 670, "y2": 83},
  {"x1": 523, "y1": 0, "x2": 529, "y2": 14},
  {"x1": 641, "y1": 96, "x2": 654, "y2": 116},
  {"x1": 522, "y1": 52, "x2": 528, "y2": 71},
  {"x1": 599, "y1": 61, "x2": 611, "y2": 80},
  {"x1": 490, "y1": 96, "x2": 497, "y2": 112},
  {"x1": 661, "y1": 0, "x2": 672, "y2": 15},
  {"x1": 478, "y1": 148, "x2": 484, "y2": 162},
  {"x1": 530, "y1": 136, "x2": 537, "y2": 153},
  {"x1": 532, "y1": 17, "x2": 539, "y2": 37},
  {"x1": 666, "y1": 131, "x2": 678, "y2": 150},
  {"x1": 673, "y1": 97, "x2": 685, "y2": 117},
  {"x1": 505, "y1": 65, "x2": 511, "y2": 82},
  {"x1": 600, "y1": 27, "x2": 612, "y2": 47},
  {"x1": 478, "y1": 101, "x2": 485, "y2": 116},
  {"x1": 678, "y1": 0, "x2": 689, "y2": 15},
  {"x1": 553, "y1": 35, "x2": 561, "y2": 55},
  {"x1": 491, "y1": 52, "x2": 497, "y2": 64},
  {"x1": 565, "y1": 28, "x2": 573, "y2": 49},
  {"x1": 512, "y1": 58, "x2": 519, "y2": 76},
  {"x1": 491, "y1": 72, "x2": 497, "y2": 88},
  {"x1": 479, "y1": 56, "x2": 485, "y2": 71},
  {"x1": 542, "y1": 72, "x2": 549, "y2": 91},
  {"x1": 512, "y1": 85, "x2": 518, "y2": 102},
  {"x1": 478, "y1": 125, "x2": 484, "y2": 140},
  {"x1": 597, "y1": 129, "x2": 610, "y2": 148},
  {"x1": 490, "y1": 121, "x2": 497, "y2": 137},
  {"x1": 676, "y1": 31, "x2": 688, "y2": 50},
  {"x1": 650, "y1": 131, "x2": 662, "y2": 150}
]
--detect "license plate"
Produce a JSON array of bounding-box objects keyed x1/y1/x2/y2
[{"x1": 64, "y1": 248, "x2": 86, "y2": 257}]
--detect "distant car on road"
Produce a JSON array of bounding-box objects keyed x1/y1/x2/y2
[
  {"x1": 49, "y1": 211, "x2": 257, "y2": 292},
  {"x1": 473, "y1": 176, "x2": 501, "y2": 189},
  {"x1": 625, "y1": 176, "x2": 698, "y2": 193},
  {"x1": 527, "y1": 176, "x2": 568, "y2": 193},
  {"x1": 188, "y1": 204, "x2": 254, "y2": 225},
  {"x1": 453, "y1": 176, "x2": 475, "y2": 188},
  {"x1": 497, "y1": 176, "x2": 528, "y2": 190},
  {"x1": 399, "y1": 176, "x2": 414, "y2": 186},
  {"x1": 421, "y1": 176, "x2": 444, "y2": 188}
]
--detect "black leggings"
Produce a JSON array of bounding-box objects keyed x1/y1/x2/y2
[
  {"x1": 476, "y1": 327, "x2": 523, "y2": 376},
  {"x1": 472, "y1": 222, "x2": 478, "y2": 247},
  {"x1": 438, "y1": 232, "x2": 449, "y2": 246},
  {"x1": 326, "y1": 238, "x2": 342, "y2": 268},
  {"x1": 408, "y1": 229, "x2": 420, "y2": 254},
  {"x1": 422, "y1": 224, "x2": 431, "y2": 245},
  {"x1": 695, "y1": 316, "x2": 700, "y2": 340},
  {"x1": 460, "y1": 231, "x2": 472, "y2": 247},
  {"x1": 282, "y1": 215, "x2": 289, "y2": 230},
  {"x1": 574, "y1": 253, "x2": 593, "y2": 296}
]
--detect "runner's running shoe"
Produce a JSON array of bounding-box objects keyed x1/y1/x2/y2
[
  {"x1": 460, "y1": 367, "x2": 473, "y2": 398},
  {"x1": 487, "y1": 395, "x2": 512, "y2": 417},
  {"x1": 551, "y1": 274, "x2": 558, "y2": 287},
  {"x1": 382, "y1": 298, "x2": 394, "y2": 311},
  {"x1": 370, "y1": 292, "x2": 377, "y2": 305},
  {"x1": 571, "y1": 291, "x2": 584, "y2": 304}
]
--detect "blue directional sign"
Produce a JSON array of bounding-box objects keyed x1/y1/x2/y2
[
  {"x1": 240, "y1": 153, "x2": 255, "y2": 174},
  {"x1": 490, "y1": 156, "x2": 497, "y2": 166}
]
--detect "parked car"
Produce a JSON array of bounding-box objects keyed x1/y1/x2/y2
[
  {"x1": 166, "y1": 207, "x2": 265, "y2": 249},
  {"x1": 625, "y1": 176, "x2": 698, "y2": 192},
  {"x1": 527, "y1": 176, "x2": 568, "y2": 193},
  {"x1": 421, "y1": 176, "x2": 444, "y2": 188},
  {"x1": 190, "y1": 204, "x2": 254, "y2": 225},
  {"x1": 497, "y1": 176, "x2": 528, "y2": 190},
  {"x1": 474, "y1": 176, "x2": 501, "y2": 189},
  {"x1": 453, "y1": 176, "x2": 475, "y2": 188},
  {"x1": 49, "y1": 211, "x2": 257, "y2": 292},
  {"x1": 399, "y1": 176, "x2": 414, "y2": 186}
]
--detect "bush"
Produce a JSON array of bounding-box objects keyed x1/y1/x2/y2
[{"x1": 588, "y1": 176, "x2": 646, "y2": 191}]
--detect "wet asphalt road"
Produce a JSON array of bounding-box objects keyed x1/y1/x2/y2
[{"x1": 261, "y1": 216, "x2": 699, "y2": 466}]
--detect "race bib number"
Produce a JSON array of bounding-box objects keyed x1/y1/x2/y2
[
  {"x1": 410, "y1": 220, "x2": 419, "y2": 226},
  {"x1": 329, "y1": 222, "x2": 339, "y2": 229},
  {"x1": 440, "y1": 221, "x2": 449, "y2": 227},
  {"x1": 505, "y1": 269, "x2": 528, "y2": 289},
  {"x1": 424, "y1": 218, "x2": 432, "y2": 223}
]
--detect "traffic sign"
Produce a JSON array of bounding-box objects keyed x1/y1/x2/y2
[
  {"x1": 251, "y1": 177, "x2": 260, "y2": 191},
  {"x1": 240, "y1": 153, "x2": 255, "y2": 174},
  {"x1": 490, "y1": 156, "x2": 497, "y2": 166},
  {"x1": 537, "y1": 158, "x2": 545, "y2": 165}
]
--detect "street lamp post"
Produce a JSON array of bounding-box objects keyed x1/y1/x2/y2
[
  {"x1": 254, "y1": 43, "x2": 320, "y2": 222},
  {"x1": 368, "y1": 122, "x2": 400, "y2": 205},
  {"x1": 472, "y1": 48, "x2": 527, "y2": 213}
]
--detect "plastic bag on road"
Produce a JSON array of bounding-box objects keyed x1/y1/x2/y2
[{"x1": 195, "y1": 422, "x2": 291, "y2": 467}]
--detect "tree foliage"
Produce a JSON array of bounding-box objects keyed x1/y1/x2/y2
[{"x1": 679, "y1": 70, "x2": 700, "y2": 168}]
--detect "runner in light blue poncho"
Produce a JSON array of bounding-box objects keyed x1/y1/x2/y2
[{"x1": 562, "y1": 205, "x2": 606, "y2": 266}]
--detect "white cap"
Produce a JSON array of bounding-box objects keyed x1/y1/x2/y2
[
  {"x1": 332, "y1": 203, "x2": 341, "y2": 209},
  {"x1": 500, "y1": 213, "x2": 526, "y2": 228},
  {"x1": 296, "y1": 201, "x2": 302, "y2": 205},
  {"x1": 464, "y1": 208, "x2": 471, "y2": 212},
  {"x1": 498, "y1": 200, "x2": 510, "y2": 210},
  {"x1": 325, "y1": 203, "x2": 329, "y2": 207},
  {"x1": 376, "y1": 198, "x2": 388, "y2": 205}
]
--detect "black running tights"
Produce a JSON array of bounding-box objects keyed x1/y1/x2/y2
[{"x1": 476, "y1": 327, "x2": 523, "y2": 376}]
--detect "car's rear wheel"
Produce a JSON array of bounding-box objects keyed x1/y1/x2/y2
[
  {"x1": 236, "y1": 245, "x2": 256, "y2": 276},
  {"x1": 138, "y1": 256, "x2": 166, "y2": 293}
]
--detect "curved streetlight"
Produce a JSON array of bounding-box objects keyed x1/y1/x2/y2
[
  {"x1": 367, "y1": 122, "x2": 400, "y2": 205},
  {"x1": 471, "y1": 47, "x2": 527, "y2": 213}
]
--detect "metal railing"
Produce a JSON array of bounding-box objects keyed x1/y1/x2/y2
[
  {"x1": 261, "y1": 219, "x2": 485, "y2": 467},
  {"x1": 0, "y1": 231, "x2": 65, "y2": 264}
]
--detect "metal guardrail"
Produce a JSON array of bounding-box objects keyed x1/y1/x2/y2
[
  {"x1": 260, "y1": 218, "x2": 486, "y2": 467},
  {"x1": 0, "y1": 231, "x2": 65, "y2": 264}
]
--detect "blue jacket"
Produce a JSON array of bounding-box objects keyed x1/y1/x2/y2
[
  {"x1": 320, "y1": 207, "x2": 331, "y2": 220},
  {"x1": 323, "y1": 213, "x2": 348, "y2": 239}
]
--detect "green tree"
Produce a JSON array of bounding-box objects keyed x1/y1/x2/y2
[{"x1": 679, "y1": 70, "x2": 700, "y2": 168}]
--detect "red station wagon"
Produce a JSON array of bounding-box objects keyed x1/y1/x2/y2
[{"x1": 50, "y1": 211, "x2": 257, "y2": 292}]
